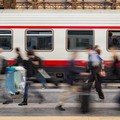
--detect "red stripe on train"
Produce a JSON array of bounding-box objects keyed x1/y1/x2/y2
[
  {"x1": 8, "y1": 60, "x2": 87, "y2": 67},
  {"x1": 1, "y1": 26, "x2": 120, "y2": 29},
  {"x1": 8, "y1": 60, "x2": 116, "y2": 67}
]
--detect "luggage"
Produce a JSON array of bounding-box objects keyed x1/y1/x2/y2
[
  {"x1": 14, "y1": 66, "x2": 26, "y2": 93},
  {"x1": 4, "y1": 66, "x2": 26, "y2": 94},
  {"x1": 5, "y1": 67, "x2": 16, "y2": 94}
]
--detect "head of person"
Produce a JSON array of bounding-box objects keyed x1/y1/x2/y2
[
  {"x1": 27, "y1": 50, "x2": 35, "y2": 57},
  {"x1": 15, "y1": 47, "x2": 20, "y2": 54},
  {"x1": 94, "y1": 45, "x2": 99, "y2": 51},
  {"x1": 96, "y1": 49, "x2": 101, "y2": 55}
]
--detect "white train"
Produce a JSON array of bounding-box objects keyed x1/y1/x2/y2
[{"x1": 0, "y1": 10, "x2": 120, "y2": 80}]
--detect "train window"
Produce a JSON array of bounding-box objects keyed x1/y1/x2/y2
[
  {"x1": 0, "y1": 30, "x2": 12, "y2": 50},
  {"x1": 67, "y1": 30, "x2": 93, "y2": 51},
  {"x1": 108, "y1": 30, "x2": 120, "y2": 50},
  {"x1": 26, "y1": 30, "x2": 53, "y2": 51}
]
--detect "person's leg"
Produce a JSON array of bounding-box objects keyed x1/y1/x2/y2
[
  {"x1": 56, "y1": 85, "x2": 78, "y2": 111},
  {"x1": 88, "y1": 68, "x2": 96, "y2": 91},
  {"x1": 2, "y1": 90, "x2": 13, "y2": 104},
  {"x1": 1, "y1": 74, "x2": 13, "y2": 104},
  {"x1": 31, "y1": 90, "x2": 45, "y2": 104},
  {"x1": 95, "y1": 77, "x2": 104, "y2": 100},
  {"x1": 56, "y1": 86, "x2": 71, "y2": 111},
  {"x1": 35, "y1": 73, "x2": 47, "y2": 88},
  {"x1": 18, "y1": 82, "x2": 31, "y2": 106}
]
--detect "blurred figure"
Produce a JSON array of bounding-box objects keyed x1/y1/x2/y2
[
  {"x1": 0, "y1": 48, "x2": 13, "y2": 104},
  {"x1": 113, "y1": 38, "x2": 119, "y2": 48},
  {"x1": 18, "y1": 50, "x2": 46, "y2": 106},
  {"x1": 87, "y1": 45, "x2": 99, "y2": 73},
  {"x1": 110, "y1": 47, "x2": 119, "y2": 76},
  {"x1": 88, "y1": 46, "x2": 105, "y2": 101},
  {"x1": 116, "y1": 91, "x2": 120, "y2": 111},
  {"x1": 0, "y1": 48, "x2": 4, "y2": 68},
  {"x1": 26, "y1": 50, "x2": 47, "y2": 88},
  {"x1": 9, "y1": 47, "x2": 24, "y2": 95},
  {"x1": 10, "y1": 47, "x2": 23, "y2": 66},
  {"x1": 111, "y1": 48, "x2": 120, "y2": 108},
  {"x1": 56, "y1": 52, "x2": 90, "y2": 111},
  {"x1": 108, "y1": 31, "x2": 113, "y2": 48}
]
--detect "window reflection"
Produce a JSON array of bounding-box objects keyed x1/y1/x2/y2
[
  {"x1": 108, "y1": 30, "x2": 120, "y2": 50},
  {"x1": 67, "y1": 30, "x2": 93, "y2": 51},
  {"x1": 0, "y1": 30, "x2": 12, "y2": 50},
  {"x1": 26, "y1": 30, "x2": 53, "y2": 51}
]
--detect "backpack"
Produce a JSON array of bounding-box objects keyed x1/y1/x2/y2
[{"x1": 0, "y1": 59, "x2": 8, "y2": 74}]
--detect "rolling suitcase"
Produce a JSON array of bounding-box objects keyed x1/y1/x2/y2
[{"x1": 5, "y1": 67, "x2": 16, "y2": 94}]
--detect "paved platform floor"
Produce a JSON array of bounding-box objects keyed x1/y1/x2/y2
[{"x1": 0, "y1": 83, "x2": 119, "y2": 116}]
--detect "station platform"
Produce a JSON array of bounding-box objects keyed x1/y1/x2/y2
[{"x1": 0, "y1": 83, "x2": 119, "y2": 116}]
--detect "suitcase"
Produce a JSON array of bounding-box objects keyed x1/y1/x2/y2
[
  {"x1": 5, "y1": 67, "x2": 16, "y2": 94},
  {"x1": 5, "y1": 66, "x2": 26, "y2": 94},
  {"x1": 14, "y1": 66, "x2": 26, "y2": 93}
]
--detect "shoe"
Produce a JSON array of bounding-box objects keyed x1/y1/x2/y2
[
  {"x1": 55, "y1": 105, "x2": 65, "y2": 111},
  {"x1": 41, "y1": 86, "x2": 47, "y2": 89},
  {"x1": 15, "y1": 91, "x2": 20, "y2": 95},
  {"x1": 10, "y1": 93, "x2": 15, "y2": 96},
  {"x1": 9, "y1": 91, "x2": 15, "y2": 96},
  {"x1": 95, "y1": 98, "x2": 104, "y2": 102},
  {"x1": 3, "y1": 100, "x2": 13, "y2": 104},
  {"x1": 18, "y1": 101, "x2": 27, "y2": 106}
]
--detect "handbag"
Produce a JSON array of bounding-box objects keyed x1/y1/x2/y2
[{"x1": 99, "y1": 70, "x2": 106, "y2": 77}]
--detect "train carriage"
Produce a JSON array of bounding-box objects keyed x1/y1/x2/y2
[{"x1": 0, "y1": 10, "x2": 120, "y2": 81}]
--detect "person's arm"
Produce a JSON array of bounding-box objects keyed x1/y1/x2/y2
[{"x1": 10, "y1": 55, "x2": 23, "y2": 66}]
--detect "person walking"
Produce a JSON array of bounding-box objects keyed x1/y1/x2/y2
[
  {"x1": 88, "y1": 46, "x2": 105, "y2": 101},
  {"x1": 56, "y1": 52, "x2": 90, "y2": 111},
  {"x1": 18, "y1": 50, "x2": 46, "y2": 106}
]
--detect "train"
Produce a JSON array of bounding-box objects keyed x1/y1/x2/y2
[{"x1": 0, "y1": 9, "x2": 120, "y2": 81}]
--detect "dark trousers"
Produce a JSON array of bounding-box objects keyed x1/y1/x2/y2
[
  {"x1": 23, "y1": 81, "x2": 44, "y2": 102},
  {"x1": 95, "y1": 77, "x2": 104, "y2": 99},
  {"x1": 89, "y1": 66, "x2": 104, "y2": 99}
]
